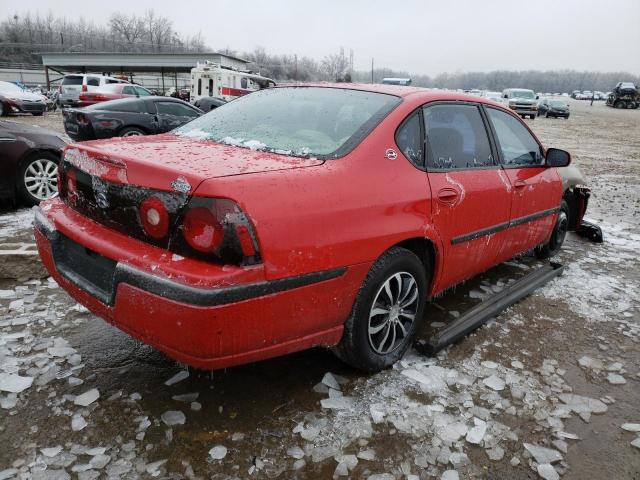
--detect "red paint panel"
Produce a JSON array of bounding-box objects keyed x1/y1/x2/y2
[{"x1": 221, "y1": 87, "x2": 253, "y2": 97}]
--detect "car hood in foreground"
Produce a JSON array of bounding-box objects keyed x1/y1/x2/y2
[
  {"x1": 0, "y1": 91, "x2": 46, "y2": 102},
  {"x1": 65, "y1": 134, "x2": 325, "y2": 192}
]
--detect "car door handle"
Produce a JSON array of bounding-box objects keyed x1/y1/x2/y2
[
  {"x1": 437, "y1": 188, "x2": 460, "y2": 204},
  {"x1": 514, "y1": 180, "x2": 527, "y2": 189}
]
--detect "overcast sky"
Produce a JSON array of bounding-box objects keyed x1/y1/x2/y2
[{"x1": 3, "y1": 0, "x2": 639, "y2": 75}]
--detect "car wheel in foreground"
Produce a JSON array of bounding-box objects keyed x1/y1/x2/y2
[
  {"x1": 535, "y1": 200, "x2": 569, "y2": 259},
  {"x1": 333, "y1": 247, "x2": 428, "y2": 372},
  {"x1": 18, "y1": 152, "x2": 59, "y2": 206},
  {"x1": 119, "y1": 127, "x2": 146, "y2": 137}
]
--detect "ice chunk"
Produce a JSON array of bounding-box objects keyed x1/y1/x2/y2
[
  {"x1": 607, "y1": 373, "x2": 626, "y2": 385},
  {"x1": 47, "y1": 347, "x2": 76, "y2": 357},
  {"x1": 0, "y1": 373, "x2": 33, "y2": 393},
  {"x1": 523, "y1": 443, "x2": 563, "y2": 464},
  {"x1": 465, "y1": 418, "x2": 487, "y2": 444},
  {"x1": 442, "y1": 471, "x2": 459, "y2": 480},
  {"x1": 439, "y1": 422, "x2": 468, "y2": 443},
  {"x1": 486, "y1": 447, "x2": 504, "y2": 461},
  {"x1": 171, "y1": 393, "x2": 199, "y2": 403},
  {"x1": 89, "y1": 454, "x2": 111, "y2": 469},
  {"x1": 621, "y1": 423, "x2": 640, "y2": 432},
  {"x1": 31, "y1": 470, "x2": 71, "y2": 480},
  {"x1": 481, "y1": 361, "x2": 498, "y2": 369},
  {"x1": 511, "y1": 360, "x2": 524, "y2": 369},
  {"x1": 320, "y1": 396, "x2": 354, "y2": 410},
  {"x1": 0, "y1": 395, "x2": 18, "y2": 409},
  {"x1": 286, "y1": 446, "x2": 305, "y2": 459},
  {"x1": 71, "y1": 415, "x2": 87, "y2": 431},
  {"x1": 321, "y1": 372, "x2": 341, "y2": 390},
  {"x1": 209, "y1": 445, "x2": 227, "y2": 460},
  {"x1": 145, "y1": 459, "x2": 167, "y2": 475},
  {"x1": 74, "y1": 388, "x2": 100, "y2": 406},
  {"x1": 41, "y1": 446, "x2": 63, "y2": 457},
  {"x1": 357, "y1": 449, "x2": 376, "y2": 461},
  {"x1": 367, "y1": 474, "x2": 395, "y2": 480},
  {"x1": 0, "y1": 469, "x2": 18, "y2": 480},
  {"x1": 164, "y1": 370, "x2": 189, "y2": 386},
  {"x1": 631, "y1": 437, "x2": 640, "y2": 449},
  {"x1": 537, "y1": 464, "x2": 559, "y2": 480},
  {"x1": 85, "y1": 447, "x2": 106, "y2": 456},
  {"x1": 161, "y1": 410, "x2": 186, "y2": 426},
  {"x1": 483, "y1": 375, "x2": 505, "y2": 391},
  {"x1": 578, "y1": 356, "x2": 603, "y2": 370},
  {"x1": 559, "y1": 393, "x2": 608, "y2": 414},
  {"x1": 370, "y1": 404, "x2": 385, "y2": 424}
]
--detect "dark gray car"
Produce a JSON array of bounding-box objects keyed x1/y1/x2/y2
[{"x1": 62, "y1": 96, "x2": 203, "y2": 141}]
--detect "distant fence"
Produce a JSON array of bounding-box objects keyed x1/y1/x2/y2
[{"x1": 0, "y1": 66, "x2": 190, "y2": 91}]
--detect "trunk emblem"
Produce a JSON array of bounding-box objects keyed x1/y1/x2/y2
[
  {"x1": 171, "y1": 176, "x2": 192, "y2": 194},
  {"x1": 385, "y1": 148, "x2": 398, "y2": 160},
  {"x1": 92, "y1": 177, "x2": 110, "y2": 209}
]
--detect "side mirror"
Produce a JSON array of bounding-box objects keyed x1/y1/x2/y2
[
  {"x1": 536, "y1": 95, "x2": 539, "y2": 99},
  {"x1": 546, "y1": 148, "x2": 571, "y2": 167}
]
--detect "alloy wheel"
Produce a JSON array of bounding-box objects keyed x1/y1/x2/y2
[
  {"x1": 368, "y1": 272, "x2": 419, "y2": 354},
  {"x1": 122, "y1": 130, "x2": 143, "y2": 137},
  {"x1": 24, "y1": 158, "x2": 58, "y2": 200}
]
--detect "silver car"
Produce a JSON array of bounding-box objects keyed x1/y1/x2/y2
[{"x1": 58, "y1": 74, "x2": 128, "y2": 107}]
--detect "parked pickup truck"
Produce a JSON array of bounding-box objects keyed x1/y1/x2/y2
[{"x1": 502, "y1": 88, "x2": 539, "y2": 119}]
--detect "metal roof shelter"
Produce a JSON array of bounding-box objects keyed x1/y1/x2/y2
[{"x1": 40, "y1": 52, "x2": 251, "y2": 90}]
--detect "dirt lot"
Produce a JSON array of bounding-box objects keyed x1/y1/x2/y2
[{"x1": 0, "y1": 99, "x2": 638, "y2": 479}]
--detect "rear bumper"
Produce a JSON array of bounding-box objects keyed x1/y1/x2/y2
[{"x1": 34, "y1": 202, "x2": 365, "y2": 369}]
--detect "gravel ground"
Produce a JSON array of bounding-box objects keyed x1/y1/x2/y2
[{"x1": 0, "y1": 99, "x2": 638, "y2": 480}]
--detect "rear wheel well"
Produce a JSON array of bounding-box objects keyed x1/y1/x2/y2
[
  {"x1": 394, "y1": 237, "x2": 435, "y2": 286},
  {"x1": 118, "y1": 125, "x2": 148, "y2": 135}
]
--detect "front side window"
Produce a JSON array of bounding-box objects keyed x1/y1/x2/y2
[
  {"x1": 486, "y1": 108, "x2": 543, "y2": 166},
  {"x1": 122, "y1": 86, "x2": 136, "y2": 95},
  {"x1": 423, "y1": 104, "x2": 494, "y2": 170},
  {"x1": 396, "y1": 113, "x2": 423, "y2": 167},
  {"x1": 135, "y1": 86, "x2": 151, "y2": 96},
  {"x1": 174, "y1": 87, "x2": 400, "y2": 158}
]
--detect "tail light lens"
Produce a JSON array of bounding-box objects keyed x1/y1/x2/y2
[
  {"x1": 77, "y1": 113, "x2": 89, "y2": 125},
  {"x1": 178, "y1": 197, "x2": 261, "y2": 265},
  {"x1": 140, "y1": 197, "x2": 170, "y2": 239},
  {"x1": 82, "y1": 84, "x2": 88, "y2": 92}
]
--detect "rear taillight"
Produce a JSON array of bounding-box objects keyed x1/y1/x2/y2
[
  {"x1": 82, "y1": 84, "x2": 88, "y2": 92},
  {"x1": 178, "y1": 198, "x2": 261, "y2": 265},
  {"x1": 77, "y1": 113, "x2": 89, "y2": 125},
  {"x1": 65, "y1": 169, "x2": 78, "y2": 205},
  {"x1": 140, "y1": 197, "x2": 170, "y2": 239}
]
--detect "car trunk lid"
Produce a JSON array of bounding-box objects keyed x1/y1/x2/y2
[{"x1": 65, "y1": 134, "x2": 324, "y2": 193}]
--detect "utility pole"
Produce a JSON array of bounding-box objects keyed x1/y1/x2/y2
[{"x1": 371, "y1": 58, "x2": 374, "y2": 83}]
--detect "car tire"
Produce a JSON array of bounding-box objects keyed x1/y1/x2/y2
[
  {"x1": 535, "y1": 200, "x2": 569, "y2": 259},
  {"x1": 16, "y1": 152, "x2": 59, "y2": 206},
  {"x1": 333, "y1": 247, "x2": 428, "y2": 372},
  {"x1": 119, "y1": 127, "x2": 146, "y2": 137}
]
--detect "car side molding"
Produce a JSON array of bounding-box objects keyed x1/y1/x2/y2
[{"x1": 451, "y1": 207, "x2": 560, "y2": 245}]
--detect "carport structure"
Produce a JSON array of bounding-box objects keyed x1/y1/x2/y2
[{"x1": 40, "y1": 52, "x2": 251, "y2": 91}]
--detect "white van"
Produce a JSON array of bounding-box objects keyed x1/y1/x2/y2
[
  {"x1": 190, "y1": 62, "x2": 275, "y2": 102},
  {"x1": 58, "y1": 74, "x2": 128, "y2": 107}
]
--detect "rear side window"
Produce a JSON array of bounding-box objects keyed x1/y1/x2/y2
[
  {"x1": 396, "y1": 113, "x2": 423, "y2": 167},
  {"x1": 135, "y1": 86, "x2": 151, "y2": 96},
  {"x1": 486, "y1": 108, "x2": 543, "y2": 166},
  {"x1": 98, "y1": 99, "x2": 145, "y2": 113},
  {"x1": 86, "y1": 77, "x2": 100, "y2": 87},
  {"x1": 122, "y1": 86, "x2": 136, "y2": 95},
  {"x1": 423, "y1": 104, "x2": 494, "y2": 170},
  {"x1": 157, "y1": 102, "x2": 200, "y2": 118},
  {"x1": 62, "y1": 76, "x2": 83, "y2": 85}
]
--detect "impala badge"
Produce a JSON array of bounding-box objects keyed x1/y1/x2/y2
[{"x1": 171, "y1": 176, "x2": 191, "y2": 194}]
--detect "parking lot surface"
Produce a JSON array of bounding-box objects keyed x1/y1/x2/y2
[{"x1": 1, "y1": 99, "x2": 639, "y2": 479}]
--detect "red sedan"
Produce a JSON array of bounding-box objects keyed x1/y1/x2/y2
[
  {"x1": 77, "y1": 83, "x2": 152, "y2": 107},
  {"x1": 34, "y1": 85, "x2": 572, "y2": 372}
]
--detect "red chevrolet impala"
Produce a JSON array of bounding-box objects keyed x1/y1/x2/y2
[{"x1": 34, "y1": 85, "x2": 572, "y2": 372}]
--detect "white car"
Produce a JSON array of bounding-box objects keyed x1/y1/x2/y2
[{"x1": 58, "y1": 74, "x2": 128, "y2": 107}]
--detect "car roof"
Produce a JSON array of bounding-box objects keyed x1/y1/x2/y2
[{"x1": 272, "y1": 83, "x2": 505, "y2": 107}]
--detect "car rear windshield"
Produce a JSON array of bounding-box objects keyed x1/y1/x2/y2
[
  {"x1": 174, "y1": 87, "x2": 401, "y2": 158},
  {"x1": 62, "y1": 76, "x2": 84, "y2": 85},
  {"x1": 550, "y1": 100, "x2": 566, "y2": 107}
]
